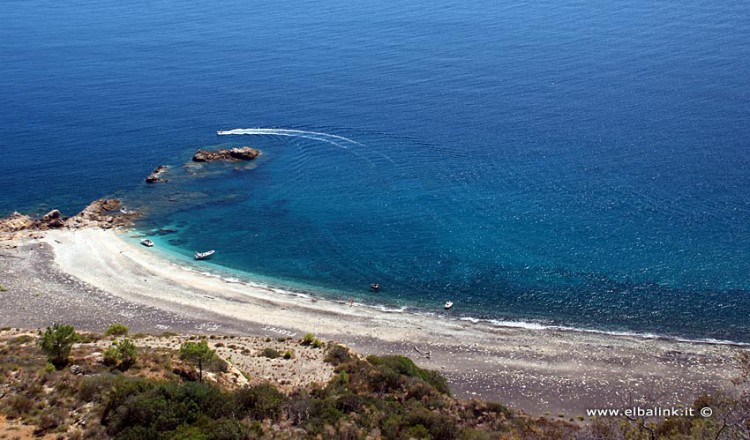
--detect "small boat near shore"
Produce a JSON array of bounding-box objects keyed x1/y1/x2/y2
[
  {"x1": 194, "y1": 250, "x2": 215, "y2": 260},
  {"x1": 140, "y1": 239, "x2": 154, "y2": 247},
  {"x1": 444, "y1": 301, "x2": 453, "y2": 310}
]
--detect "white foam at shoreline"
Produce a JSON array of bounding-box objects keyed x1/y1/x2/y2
[{"x1": 458, "y1": 317, "x2": 750, "y2": 347}]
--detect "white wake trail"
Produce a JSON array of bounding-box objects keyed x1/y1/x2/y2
[
  {"x1": 217, "y1": 128, "x2": 366, "y2": 149},
  {"x1": 218, "y1": 127, "x2": 397, "y2": 167}
]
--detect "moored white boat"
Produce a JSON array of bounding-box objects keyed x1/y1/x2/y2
[
  {"x1": 140, "y1": 239, "x2": 154, "y2": 247},
  {"x1": 194, "y1": 250, "x2": 215, "y2": 260},
  {"x1": 444, "y1": 301, "x2": 453, "y2": 310}
]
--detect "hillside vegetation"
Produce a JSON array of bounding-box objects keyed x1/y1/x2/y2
[{"x1": 0, "y1": 327, "x2": 747, "y2": 439}]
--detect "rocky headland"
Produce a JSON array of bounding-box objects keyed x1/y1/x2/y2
[{"x1": 192, "y1": 146, "x2": 260, "y2": 162}]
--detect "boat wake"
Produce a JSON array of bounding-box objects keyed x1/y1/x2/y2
[
  {"x1": 218, "y1": 128, "x2": 394, "y2": 166},
  {"x1": 218, "y1": 128, "x2": 365, "y2": 150}
]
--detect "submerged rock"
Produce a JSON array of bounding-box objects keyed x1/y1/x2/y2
[
  {"x1": 192, "y1": 146, "x2": 260, "y2": 162},
  {"x1": 146, "y1": 165, "x2": 169, "y2": 183}
]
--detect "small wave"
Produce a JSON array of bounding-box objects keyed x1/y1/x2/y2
[
  {"x1": 223, "y1": 277, "x2": 242, "y2": 284},
  {"x1": 457, "y1": 317, "x2": 750, "y2": 347},
  {"x1": 372, "y1": 305, "x2": 409, "y2": 313}
]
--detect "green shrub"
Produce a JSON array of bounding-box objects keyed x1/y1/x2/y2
[
  {"x1": 260, "y1": 348, "x2": 280, "y2": 359},
  {"x1": 102, "y1": 339, "x2": 138, "y2": 370},
  {"x1": 6, "y1": 395, "x2": 34, "y2": 418},
  {"x1": 102, "y1": 379, "x2": 235, "y2": 438},
  {"x1": 301, "y1": 333, "x2": 315, "y2": 346},
  {"x1": 39, "y1": 323, "x2": 79, "y2": 369},
  {"x1": 118, "y1": 339, "x2": 138, "y2": 370},
  {"x1": 233, "y1": 383, "x2": 286, "y2": 420},
  {"x1": 325, "y1": 344, "x2": 353, "y2": 365},
  {"x1": 79, "y1": 374, "x2": 119, "y2": 402},
  {"x1": 312, "y1": 339, "x2": 323, "y2": 349},
  {"x1": 283, "y1": 350, "x2": 294, "y2": 360},
  {"x1": 104, "y1": 323, "x2": 129, "y2": 337},
  {"x1": 0, "y1": 284, "x2": 7, "y2": 292},
  {"x1": 103, "y1": 346, "x2": 121, "y2": 367},
  {"x1": 7, "y1": 335, "x2": 34, "y2": 345},
  {"x1": 367, "y1": 355, "x2": 451, "y2": 395}
]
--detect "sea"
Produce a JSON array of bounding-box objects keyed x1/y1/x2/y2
[{"x1": 2, "y1": 0, "x2": 749, "y2": 343}]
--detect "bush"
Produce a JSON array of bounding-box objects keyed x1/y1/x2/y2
[
  {"x1": 233, "y1": 383, "x2": 286, "y2": 420},
  {"x1": 367, "y1": 355, "x2": 451, "y2": 395},
  {"x1": 39, "y1": 323, "x2": 79, "y2": 369},
  {"x1": 325, "y1": 344, "x2": 353, "y2": 365},
  {"x1": 283, "y1": 350, "x2": 294, "y2": 360},
  {"x1": 260, "y1": 348, "x2": 280, "y2": 359},
  {"x1": 103, "y1": 346, "x2": 121, "y2": 367},
  {"x1": 102, "y1": 379, "x2": 235, "y2": 437},
  {"x1": 103, "y1": 339, "x2": 138, "y2": 370},
  {"x1": 104, "y1": 323, "x2": 129, "y2": 337},
  {"x1": 118, "y1": 339, "x2": 138, "y2": 370},
  {"x1": 301, "y1": 333, "x2": 315, "y2": 346},
  {"x1": 6, "y1": 395, "x2": 34, "y2": 419},
  {"x1": 7, "y1": 335, "x2": 34, "y2": 345},
  {"x1": 312, "y1": 339, "x2": 323, "y2": 349}
]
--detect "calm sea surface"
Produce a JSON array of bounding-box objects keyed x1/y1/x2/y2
[{"x1": 2, "y1": 0, "x2": 749, "y2": 341}]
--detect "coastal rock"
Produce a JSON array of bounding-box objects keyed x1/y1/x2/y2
[
  {"x1": 192, "y1": 146, "x2": 260, "y2": 162},
  {"x1": 66, "y1": 199, "x2": 138, "y2": 229},
  {"x1": 38, "y1": 209, "x2": 64, "y2": 229},
  {"x1": 1, "y1": 199, "x2": 140, "y2": 235},
  {"x1": 0, "y1": 212, "x2": 35, "y2": 233},
  {"x1": 145, "y1": 165, "x2": 168, "y2": 184}
]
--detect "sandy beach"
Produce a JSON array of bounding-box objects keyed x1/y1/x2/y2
[{"x1": 0, "y1": 228, "x2": 745, "y2": 418}]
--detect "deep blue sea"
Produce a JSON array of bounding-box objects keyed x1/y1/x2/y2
[{"x1": 2, "y1": 0, "x2": 749, "y2": 342}]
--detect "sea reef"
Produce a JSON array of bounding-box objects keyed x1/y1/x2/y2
[
  {"x1": 192, "y1": 146, "x2": 260, "y2": 162},
  {"x1": 145, "y1": 165, "x2": 169, "y2": 183},
  {"x1": 0, "y1": 199, "x2": 139, "y2": 236}
]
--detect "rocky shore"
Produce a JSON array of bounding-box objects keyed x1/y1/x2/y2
[{"x1": 0, "y1": 199, "x2": 139, "y2": 239}]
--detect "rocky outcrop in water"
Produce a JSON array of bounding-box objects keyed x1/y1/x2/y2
[
  {"x1": 0, "y1": 199, "x2": 140, "y2": 235},
  {"x1": 192, "y1": 146, "x2": 260, "y2": 162},
  {"x1": 146, "y1": 165, "x2": 168, "y2": 183},
  {"x1": 66, "y1": 199, "x2": 133, "y2": 229}
]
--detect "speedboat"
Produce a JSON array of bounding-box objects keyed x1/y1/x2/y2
[
  {"x1": 140, "y1": 239, "x2": 154, "y2": 247},
  {"x1": 194, "y1": 250, "x2": 215, "y2": 260},
  {"x1": 444, "y1": 301, "x2": 453, "y2": 310}
]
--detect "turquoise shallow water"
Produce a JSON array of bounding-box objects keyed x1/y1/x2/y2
[{"x1": 1, "y1": 0, "x2": 749, "y2": 341}]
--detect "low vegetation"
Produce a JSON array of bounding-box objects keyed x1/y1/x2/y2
[
  {"x1": 0, "y1": 326, "x2": 748, "y2": 439},
  {"x1": 104, "y1": 323, "x2": 129, "y2": 337}
]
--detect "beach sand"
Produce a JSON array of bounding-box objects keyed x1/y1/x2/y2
[{"x1": 0, "y1": 228, "x2": 744, "y2": 418}]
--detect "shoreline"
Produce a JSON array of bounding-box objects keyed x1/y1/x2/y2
[
  {"x1": 0, "y1": 228, "x2": 745, "y2": 417},
  {"x1": 126, "y1": 227, "x2": 750, "y2": 349}
]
